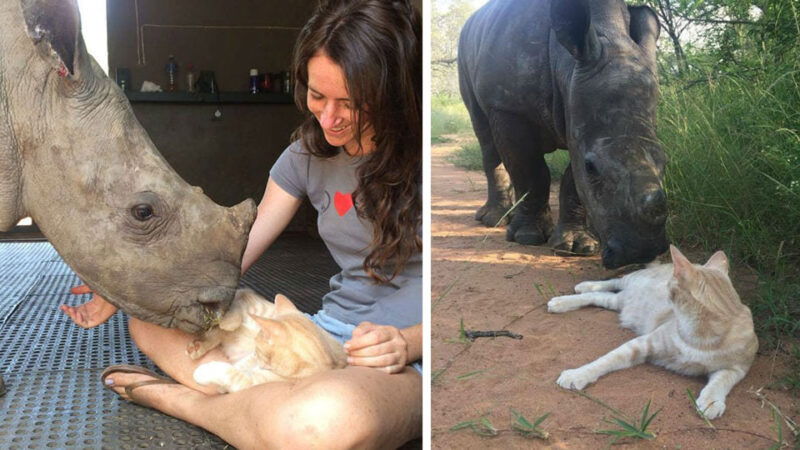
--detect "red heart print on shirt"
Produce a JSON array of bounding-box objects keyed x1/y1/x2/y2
[{"x1": 334, "y1": 191, "x2": 353, "y2": 216}]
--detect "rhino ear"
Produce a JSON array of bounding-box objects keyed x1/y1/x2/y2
[
  {"x1": 21, "y1": 0, "x2": 82, "y2": 77},
  {"x1": 551, "y1": 0, "x2": 601, "y2": 63},
  {"x1": 629, "y1": 5, "x2": 660, "y2": 57}
]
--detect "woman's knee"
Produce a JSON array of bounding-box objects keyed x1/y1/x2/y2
[{"x1": 266, "y1": 380, "x2": 381, "y2": 449}]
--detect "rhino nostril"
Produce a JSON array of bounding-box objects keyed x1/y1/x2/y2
[{"x1": 601, "y1": 238, "x2": 624, "y2": 269}]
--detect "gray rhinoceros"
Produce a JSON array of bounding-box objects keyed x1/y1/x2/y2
[
  {"x1": 0, "y1": 0, "x2": 256, "y2": 332},
  {"x1": 459, "y1": 0, "x2": 668, "y2": 268}
]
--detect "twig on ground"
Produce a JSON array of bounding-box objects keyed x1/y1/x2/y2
[{"x1": 464, "y1": 330, "x2": 523, "y2": 342}]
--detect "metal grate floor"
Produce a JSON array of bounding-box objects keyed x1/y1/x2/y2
[{"x1": 0, "y1": 236, "x2": 338, "y2": 449}]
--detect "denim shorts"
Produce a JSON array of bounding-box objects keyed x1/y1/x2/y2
[{"x1": 308, "y1": 309, "x2": 423, "y2": 375}]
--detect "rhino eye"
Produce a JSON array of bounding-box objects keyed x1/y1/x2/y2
[
  {"x1": 584, "y1": 159, "x2": 599, "y2": 177},
  {"x1": 131, "y1": 204, "x2": 154, "y2": 221}
]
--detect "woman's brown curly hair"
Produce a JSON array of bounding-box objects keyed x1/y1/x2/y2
[{"x1": 291, "y1": 0, "x2": 422, "y2": 284}]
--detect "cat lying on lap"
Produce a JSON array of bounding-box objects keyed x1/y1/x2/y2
[
  {"x1": 187, "y1": 289, "x2": 347, "y2": 393},
  {"x1": 548, "y1": 245, "x2": 758, "y2": 419}
]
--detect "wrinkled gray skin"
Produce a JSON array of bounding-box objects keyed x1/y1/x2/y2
[
  {"x1": 0, "y1": 0, "x2": 256, "y2": 332},
  {"x1": 459, "y1": 0, "x2": 669, "y2": 268}
]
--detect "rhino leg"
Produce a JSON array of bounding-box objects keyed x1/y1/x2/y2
[
  {"x1": 490, "y1": 111, "x2": 553, "y2": 245},
  {"x1": 476, "y1": 129, "x2": 513, "y2": 227},
  {"x1": 549, "y1": 164, "x2": 599, "y2": 255},
  {"x1": 462, "y1": 79, "x2": 513, "y2": 227}
]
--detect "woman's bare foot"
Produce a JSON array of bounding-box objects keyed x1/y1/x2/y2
[
  {"x1": 102, "y1": 366, "x2": 204, "y2": 416},
  {"x1": 61, "y1": 287, "x2": 119, "y2": 328}
]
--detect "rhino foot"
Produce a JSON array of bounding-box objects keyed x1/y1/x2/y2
[
  {"x1": 549, "y1": 226, "x2": 599, "y2": 256},
  {"x1": 505, "y1": 214, "x2": 553, "y2": 245},
  {"x1": 475, "y1": 202, "x2": 511, "y2": 227}
]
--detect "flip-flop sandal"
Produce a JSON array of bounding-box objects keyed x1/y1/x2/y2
[{"x1": 101, "y1": 364, "x2": 177, "y2": 405}]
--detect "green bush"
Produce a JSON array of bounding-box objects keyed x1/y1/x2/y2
[
  {"x1": 658, "y1": 61, "x2": 800, "y2": 346},
  {"x1": 431, "y1": 94, "x2": 473, "y2": 141}
]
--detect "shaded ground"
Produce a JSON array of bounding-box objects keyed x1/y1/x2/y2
[{"x1": 431, "y1": 138, "x2": 799, "y2": 449}]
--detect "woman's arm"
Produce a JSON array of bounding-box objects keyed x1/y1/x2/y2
[
  {"x1": 399, "y1": 323, "x2": 422, "y2": 362},
  {"x1": 241, "y1": 178, "x2": 303, "y2": 274}
]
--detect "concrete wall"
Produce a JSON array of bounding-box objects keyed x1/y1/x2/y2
[
  {"x1": 106, "y1": 0, "x2": 316, "y2": 231},
  {"x1": 105, "y1": 0, "x2": 421, "y2": 233}
]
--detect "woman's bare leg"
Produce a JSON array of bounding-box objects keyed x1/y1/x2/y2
[{"x1": 109, "y1": 318, "x2": 422, "y2": 449}]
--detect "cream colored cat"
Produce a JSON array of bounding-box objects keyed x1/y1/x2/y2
[
  {"x1": 547, "y1": 245, "x2": 758, "y2": 419},
  {"x1": 187, "y1": 289, "x2": 347, "y2": 393}
]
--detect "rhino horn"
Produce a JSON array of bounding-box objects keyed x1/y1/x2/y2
[
  {"x1": 629, "y1": 5, "x2": 660, "y2": 58},
  {"x1": 21, "y1": 0, "x2": 81, "y2": 77},
  {"x1": 550, "y1": 0, "x2": 600, "y2": 63}
]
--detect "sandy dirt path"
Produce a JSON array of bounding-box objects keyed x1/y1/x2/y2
[{"x1": 431, "y1": 139, "x2": 799, "y2": 449}]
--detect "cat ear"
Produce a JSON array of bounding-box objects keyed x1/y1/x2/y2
[
  {"x1": 670, "y1": 245, "x2": 694, "y2": 281},
  {"x1": 250, "y1": 314, "x2": 283, "y2": 338},
  {"x1": 274, "y1": 294, "x2": 299, "y2": 314},
  {"x1": 703, "y1": 250, "x2": 729, "y2": 274}
]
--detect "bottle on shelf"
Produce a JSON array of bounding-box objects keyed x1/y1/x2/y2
[
  {"x1": 249, "y1": 68, "x2": 259, "y2": 94},
  {"x1": 186, "y1": 63, "x2": 196, "y2": 93},
  {"x1": 283, "y1": 70, "x2": 292, "y2": 95},
  {"x1": 166, "y1": 55, "x2": 178, "y2": 92}
]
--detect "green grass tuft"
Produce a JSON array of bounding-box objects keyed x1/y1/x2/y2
[
  {"x1": 596, "y1": 399, "x2": 660, "y2": 444},
  {"x1": 510, "y1": 409, "x2": 550, "y2": 439}
]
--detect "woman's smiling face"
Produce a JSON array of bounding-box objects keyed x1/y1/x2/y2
[{"x1": 306, "y1": 50, "x2": 374, "y2": 155}]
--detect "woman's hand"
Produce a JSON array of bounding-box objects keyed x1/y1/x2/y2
[
  {"x1": 344, "y1": 322, "x2": 410, "y2": 374},
  {"x1": 60, "y1": 285, "x2": 119, "y2": 328}
]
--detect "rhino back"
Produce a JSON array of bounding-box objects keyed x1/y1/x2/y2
[{"x1": 459, "y1": 0, "x2": 554, "y2": 118}]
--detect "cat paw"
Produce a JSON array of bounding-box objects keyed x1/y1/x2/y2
[
  {"x1": 556, "y1": 368, "x2": 595, "y2": 390},
  {"x1": 574, "y1": 281, "x2": 599, "y2": 294},
  {"x1": 193, "y1": 361, "x2": 230, "y2": 391},
  {"x1": 186, "y1": 340, "x2": 205, "y2": 360},
  {"x1": 547, "y1": 296, "x2": 577, "y2": 313},
  {"x1": 695, "y1": 395, "x2": 726, "y2": 419}
]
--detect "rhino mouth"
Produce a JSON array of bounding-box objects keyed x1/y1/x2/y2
[
  {"x1": 601, "y1": 233, "x2": 669, "y2": 269},
  {"x1": 162, "y1": 286, "x2": 236, "y2": 333}
]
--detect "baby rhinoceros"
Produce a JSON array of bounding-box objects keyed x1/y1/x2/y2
[{"x1": 547, "y1": 245, "x2": 757, "y2": 419}]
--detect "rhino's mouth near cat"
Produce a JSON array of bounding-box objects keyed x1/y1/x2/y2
[{"x1": 158, "y1": 287, "x2": 235, "y2": 333}]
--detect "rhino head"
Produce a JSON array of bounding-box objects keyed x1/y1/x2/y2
[
  {"x1": 0, "y1": 0, "x2": 256, "y2": 332},
  {"x1": 552, "y1": 0, "x2": 668, "y2": 269}
]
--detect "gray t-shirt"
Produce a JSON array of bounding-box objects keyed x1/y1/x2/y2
[{"x1": 270, "y1": 141, "x2": 422, "y2": 330}]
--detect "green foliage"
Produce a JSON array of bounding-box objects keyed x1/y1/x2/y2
[
  {"x1": 444, "y1": 135, "x2": 571, "y2": 182},
  {"x1": 651, "y1": 0, "x2": 800, "y2": 367},
  {"x1": 510, "y1": 409, "x2": 550, "y2": 439},
  {"x1": 658, "y1": 53, "x2": 800, "y2": 350},
  {"x1": 450, "y1": 410, "x2": 551, "y2": 440},
  {"x1": 450, "y1": 414, "x2": 499, "y2": 437},
  {"x1": 431, "y1": 94, "x2": 473, "y2": 140},
  {"x1": 596, "y1": 399, "x2": 660, "y2": 444}
]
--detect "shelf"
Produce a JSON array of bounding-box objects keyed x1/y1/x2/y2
[{"x1": 125, "y1": 91, "x2": 295, "y2": 104}]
